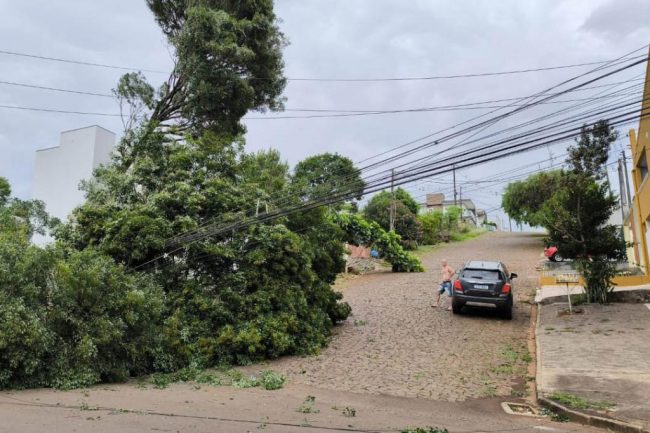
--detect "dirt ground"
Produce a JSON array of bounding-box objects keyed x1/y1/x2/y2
[
  {"x1": 261, "y1": 232, "x2": 545, "y2": 401},
  {"x1": 0, "y1": 232, "x2": 611, "y2": 432}
]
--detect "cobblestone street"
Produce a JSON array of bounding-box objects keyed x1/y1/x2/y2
[{"x1": 266, "y1": 232, "x2": 545, "y2": 400}]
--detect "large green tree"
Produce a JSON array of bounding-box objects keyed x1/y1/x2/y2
[
  {"x1": 502, "y1": 170, "x2": 564, "y2": 227},
  {"x1": 544, "y1": 121, "x2": 625, "y2": 303},
  {"x1": 56, "y1": 0, "x2": 352, "y2": 370}
]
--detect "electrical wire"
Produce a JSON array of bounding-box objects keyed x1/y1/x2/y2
[
  {"x1": 157, "y1": 55, "x2": 648, "y2": 256},
  {"x1": 2, "y1": 47, "x2": 645, "y2": 82}
]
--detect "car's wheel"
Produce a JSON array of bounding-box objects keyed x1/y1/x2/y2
[
  {"x1": 452, "y1": 299, "x2": 464, "y2": 314},
  {"x1": 553, "y1": 252, "x2": 563, "y2": 262},
  {"x1": 501, "y1": 299, "x2": 513, "y2": 320}
]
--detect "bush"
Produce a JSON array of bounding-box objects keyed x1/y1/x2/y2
[
  {"x1": 0, "y1": 206, "x2": 165, "y2": 389},
  {"x1": 260, "y1": 370, "x2": 285, "y2": 390},
  {"x1": 333, "y1": 213, "x2": 423, "y2": 272}
]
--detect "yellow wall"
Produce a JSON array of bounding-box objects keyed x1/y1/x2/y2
[{"x1": 627, "y1": 48, "x2": 650, "y2": 276}]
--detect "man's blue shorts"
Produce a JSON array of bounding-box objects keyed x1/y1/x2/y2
[{"x1": 438, "y1": 280, "x2": 452, "y2": 296}]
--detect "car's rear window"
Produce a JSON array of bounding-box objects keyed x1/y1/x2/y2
[{"x1": 462, "y1": 269, "x2": 501, "y2": 280}]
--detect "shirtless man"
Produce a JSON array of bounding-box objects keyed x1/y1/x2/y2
[{"x1": 434, "y1": 259, "x2": 455, "y2": 310}]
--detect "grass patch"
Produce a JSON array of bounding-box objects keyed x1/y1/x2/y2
[
  {"x1": 548, "y1": 392, "x2": 615, "y2": 411},
  {"x1": 145, "y1": 366, "x2": 283, "y2": 391},
  {"x1": 353, "y1": 319, "x2": 367, "y2": 326},
  {"x1": 342, "y1": 407, "x2": 356, "y2": 417},
  {"x1": 491, "y1": 343, "x2": 532, "y2": 376},
  {"x1": 297, "y1": 395, "x2": 319, "y2": 414}
]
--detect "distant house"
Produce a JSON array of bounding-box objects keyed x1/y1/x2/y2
[
  {"x1": 476, "y1": 209, "x2": 487, "y2": 226},
  {"x1": 419, "y1": 193, "x2": 478, "y2": 226}
]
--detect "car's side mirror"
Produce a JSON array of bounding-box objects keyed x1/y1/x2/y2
[{"x1": 510, "y1": 273, "x2": 518, "y2": 279}]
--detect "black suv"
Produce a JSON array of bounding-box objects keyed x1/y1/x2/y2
[{"x1": 452, "y1": 261, "x2": 517, "y2": 320}]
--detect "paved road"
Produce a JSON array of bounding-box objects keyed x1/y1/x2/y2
[
  {"x1": 0, "y1": 232, "x2": 610, "y2": 432},
  {"x1": 267, "y1": 232, "x2": 545, "y2": 401}
]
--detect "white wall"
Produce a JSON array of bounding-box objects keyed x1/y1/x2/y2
[{"x1": 32, "y1": 126, "x2": 115, "y2": 241}]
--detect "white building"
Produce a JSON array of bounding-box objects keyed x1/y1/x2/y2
[{"x1": 32, "y1": 126, "x2": 115, "y2": 239}]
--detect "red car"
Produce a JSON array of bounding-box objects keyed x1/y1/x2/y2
[{"x1": 544, "y1": 246, "x2": 563, "y2": 262}]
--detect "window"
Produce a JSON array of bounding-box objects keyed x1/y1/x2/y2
[
  {"x1": 461, "y1": 269, "x2": 501, "y2": 281},
  {"x1": 638, "y1": 150, "x2": 648, "y2": 183}
]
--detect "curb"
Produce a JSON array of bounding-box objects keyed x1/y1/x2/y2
[
  {"x1": 535, "y1": 303, "x2": 649, "y2": 433},
  {"x1": 538, "y1": 397, "x2": 649, "y2": 433}
]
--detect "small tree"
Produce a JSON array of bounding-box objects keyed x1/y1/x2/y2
[{"x1": 543, "y1": 120, "x2": 625, "y2": 303}]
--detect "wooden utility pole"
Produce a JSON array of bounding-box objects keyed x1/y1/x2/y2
[
  {"x1": 389, "y1": 169, "x2": 395, "y2": 232},
  {"x1": 453, "y1": 164, "x2": 457, "y2": 206}
]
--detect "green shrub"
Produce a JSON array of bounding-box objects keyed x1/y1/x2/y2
[
  {"x1": 260, "y1": 370, "x2": 285, "y2": 390},
  {"x1": 333, "y1": 213, "x2": 423, "y2": 272}
]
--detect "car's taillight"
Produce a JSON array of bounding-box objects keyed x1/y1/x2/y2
[
  {"x1": 502, "y1": 283, "x2": 511, "y2": 294},
  {"x1": 454, "y1": 280, "x2": 463, "y2": 293}
]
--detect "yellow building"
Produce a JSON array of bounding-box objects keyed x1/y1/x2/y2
[{"x1": 622, "y1": 48, "x2": 650, "y2": 284}]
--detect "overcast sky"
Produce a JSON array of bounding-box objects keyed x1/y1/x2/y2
[{"x1": 1, "y1": 0, "x2": 649, "y2": 227}]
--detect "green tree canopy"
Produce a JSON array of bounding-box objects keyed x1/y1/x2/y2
[
  {"x1": 292, "y1": 153, "x2": 364, "y2": 205},
  {"x1": 113, "y1": 0, "x2": 287, "y2": 138},
  {"x1": 363, "y1": 188, "x2": 422, "y2": 246},
  {"x1": 0, "y1": 177, "x2": 10, "y2": 206},
  {"x1": 502, "y1": 170, "x2": 564, "y2": 227}
]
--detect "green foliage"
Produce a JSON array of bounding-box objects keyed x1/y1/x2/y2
[
  {"x1": 144, "y1": 0, "x2": 286, "y2": 136},
  {"x1": 0, "y1": 1, "x2": 358, "y2": 392},
  {"x1": 0, "y1": 177, "x2": 9, "y2": 206},
  {"x1": 363, "y1": 189, "x2": 423, "y2": 246},
  {"x1": 232, "y1": 375, "x2": 260, "y2": 388},
  {"x1": 503, "y1": 120, "x2": 624, "y2": 303},
  {"x1": 0, "y1": 198, "x2": 164, "y2": 390},
  {"x1": 502, "y1": 170, "x2": 564, "y2": 227},
  {"x1": 418, "y1": 206, "x2": 462, "y2": 244},
  {"x1": 567, "y1": 120, "x2": 618, "y2": 180},
  {"x1": 259, "y1": 370, "x2": 285, "y2": 390},
  {"x1": 292, "y1": 153, "x2": 364, "y2": 205},
  {"x1": 342, "y1": 407, "x2": 356, "y2": 417},
  {"x1": 548, "y1": 392, "x2": 615, "y2": 410},
  {"x1": 540, "y1": 407, "x2": 570, "y2": 422},
  {"x1": 333, "y1": 213, "x2": 423, "y2": 272}
]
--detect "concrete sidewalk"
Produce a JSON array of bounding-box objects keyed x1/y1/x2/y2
[{"x1": 536, "y1": 302, "x2": 650, "y2": 431}]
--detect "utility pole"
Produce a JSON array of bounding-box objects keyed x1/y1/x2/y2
[
  {"x1": 459, "y1": 186, "x2": 463, "y2": 222},
  {"x1": 621, "y1": 150, "x2": 632, "y2": 208},
  {"x1": 389, "y1": 169, "x2": 395, "y2": 232},
  {"x1": 453, "y1": 164, "x2": 457, "y2": 206}
]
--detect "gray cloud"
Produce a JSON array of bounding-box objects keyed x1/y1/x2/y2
[
  {"x1": 582, "y1": 0, "x2": 650, "y2": 39},
  {"x1": 0, "y1": 0, "x2": 644, "y2": 224}
]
